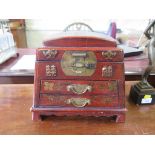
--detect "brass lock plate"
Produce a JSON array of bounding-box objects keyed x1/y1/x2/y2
[{"x1": 61, "y1": 51, "x2": 96, "y2": 76}]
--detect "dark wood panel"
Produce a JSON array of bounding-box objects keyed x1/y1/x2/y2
[
  {"x1": 9, "y1": 19, "x2": 27, "y2": 48},
  {"x1": 11, "y1": 28, "x2": 27, "y2": 48},
  {"x1": 0, "y1": 76, "x2": 34, "y2": 84}
]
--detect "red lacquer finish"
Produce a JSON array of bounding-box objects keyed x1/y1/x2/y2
[
  {"x1": 31, "y1": 31, "x2": 126, "y2": 123},
  {"x1": 43, "y1": 36, "x2": 117, "y2": 47},
  {"x1": 40, "y1": 80, "x2": 118, "y2": 95},
  {"x1": 39, "y1": 94, "x2": 119, "y2": 107},
  {"x1": 36, "y1": 47, "x2": 123, "y2": 62},
  {"x1": 35, "y1": 62, "x2": 124, "y2": 80}
]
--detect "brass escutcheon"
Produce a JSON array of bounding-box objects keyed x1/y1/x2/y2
[{"x1": 61, "y1": 51, "x2": 96, "y2": 76}]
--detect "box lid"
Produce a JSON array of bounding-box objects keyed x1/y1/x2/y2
[{"x1": 43, "y1": 31, "x2": 117, "y2": 47}]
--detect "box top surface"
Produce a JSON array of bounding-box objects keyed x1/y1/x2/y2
[{"x1": 43, "y1": 31, "x2": 117, "y2": 47}]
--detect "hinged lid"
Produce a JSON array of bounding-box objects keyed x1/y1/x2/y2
[{"x1": 43, "y1": 22, "x2": 117, "y2": 47}]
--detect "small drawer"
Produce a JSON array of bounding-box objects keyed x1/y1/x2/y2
[
  {"x1": 35, "y1": 61, "x2": 124, "y2": 80},
  {"x1": 40, "y1": 80, "x2": 118, "y2": 95},
  {"x1": 39, "y1": 94, "x2": 119, "y2": 108}
]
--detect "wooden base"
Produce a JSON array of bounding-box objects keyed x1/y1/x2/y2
[
  {"x1": 31, "y1": 107, "x2": 126, "y2": 123},
  {"x1": 32, "y1": 112, "x2": 41, "y2": 121},
  {"x1": 115, "y1": 113, "x2": 125, "y2": 123}
]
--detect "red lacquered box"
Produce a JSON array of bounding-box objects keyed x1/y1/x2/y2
[{"x1": 31, "y1": 30, "x2": 126, "y2": 122}]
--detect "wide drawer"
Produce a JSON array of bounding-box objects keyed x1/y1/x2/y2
[
  {"x1": 39, "y1": 94, "x2": 119, "y2": 107},
  {"x1": 35, "y1": 61, "x2": 124, "y2": 80},
  {"x1": 36, "y1": 47, "x2": 123, "y2": 62},
  {"x1": 40, "y1": 80, "x2": 118, "y2": 95}
]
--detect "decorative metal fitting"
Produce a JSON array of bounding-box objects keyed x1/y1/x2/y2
[
  {"x1": 43, "y1": 81, "x2": 54, "y2": 91},
  {"x1": 102, "y1": 51, "x2": 116, "y2": 59},
  {"x1": 67, "y1": 84, "x2": 92, "y2": 94},
  {"x1": 66, "y1": 98, "x2": 91, "y2": 107},
  {"x1": 42, "y1": 49, "x2": 58, "y2": 59},
  {"x1": 102, "y1": 65, "x2": 113, "y2": 77},
  {"x1": 46, "y1": 65, "x2": 57, "y2": 77}
]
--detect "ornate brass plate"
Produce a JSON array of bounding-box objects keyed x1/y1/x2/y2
[
  {"x1": 42, "y1": 49, "x2": 57, "y2": 59},
  {"x1": 102, "y1": 65, "x2": 113, "y2": 77},
  {"x1": 61, "y1": 51, "x2": 96, "y2": 76},
  {"x1": 102, "y1": 50, "x2": 117, "y2": 59},
  {"x1": 46, "y1": 65, "x2": 57, "y2": 77}
]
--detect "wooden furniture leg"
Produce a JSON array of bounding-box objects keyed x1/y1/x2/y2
[
  {"x1": 116, "y1": 114, "x2": 125, "y2": 123},
  {"x1": 32, "y1": 112, "x2": 40, "y2": 121}
]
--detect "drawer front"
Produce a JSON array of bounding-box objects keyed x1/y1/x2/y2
[
  {"x1": 36, "y1": 48, "x2": 123, "y2": 62},
  {"x1": 40, "y1": 80, "x2": 118, "y2": 95},
  {"x1": 35, "y1": 62, "x2": 124, "y2": 80},
  {"x1": 39, "y1": 94, "x2": 119, "y2": 108}
]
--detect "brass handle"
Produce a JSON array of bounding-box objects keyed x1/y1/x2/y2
[
  {"x1": 64, "y1": 22, "x2": 94, "y2": 32},
  {"x1": 66, "y1": 98, "x2": 91, "y2": 107},
  {"x1": 67, "y1": 84, "x2": 92, "y2": 94},
  {"x1": 71, "y1": 52, "x2": 87, "y2": 57}
]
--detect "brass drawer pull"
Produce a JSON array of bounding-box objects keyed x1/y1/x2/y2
[
  {"x1": 66, "y1": 98, "x2": 91, "y2": 107},
  {"x1": 67, "y1": 84, "x2": 92, "y2": 94}
]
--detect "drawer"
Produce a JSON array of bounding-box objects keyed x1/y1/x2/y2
[
  {"x1": 40, "y1": 80, "x2": 118, "y2": 95},
  {"x1": 39, "y1": 94, "x2": 119, "y2": 108},
  {"x1": 36, "y1": 47, "x2": 123, "y2": 62},
  {"x1": 35, "y1": 61, "x2": 124, "y2": 80}
]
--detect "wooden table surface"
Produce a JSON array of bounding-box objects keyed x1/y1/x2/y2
[{"x1": 0, "y1": 81, "x2": 155, "y2": 135}]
